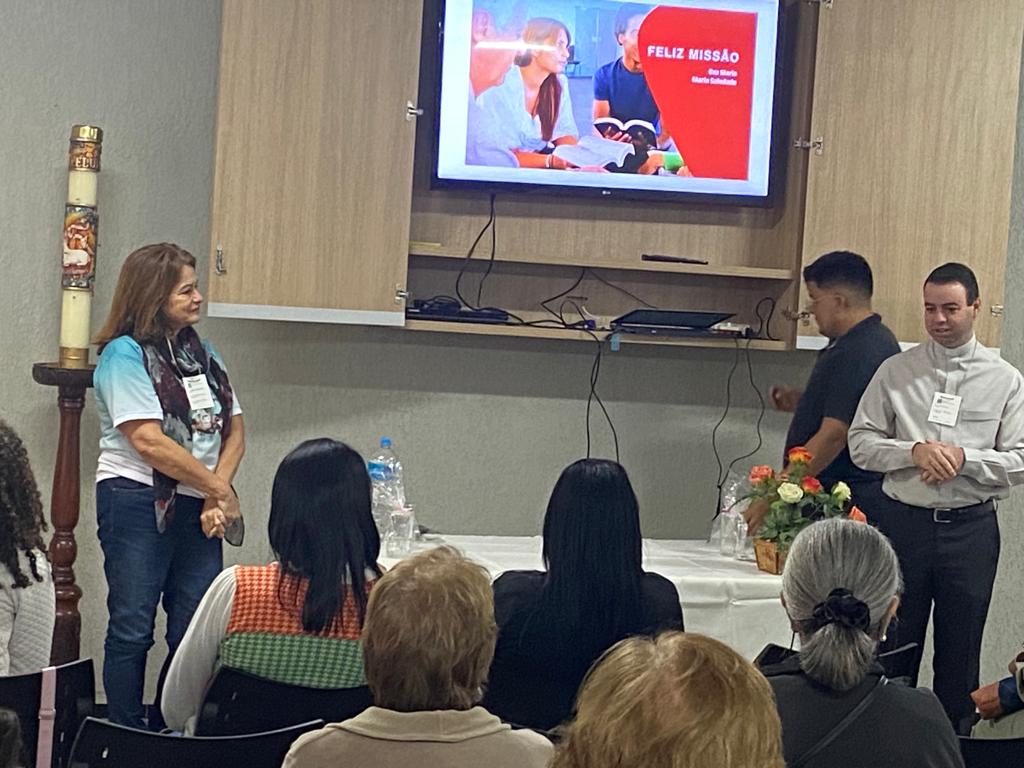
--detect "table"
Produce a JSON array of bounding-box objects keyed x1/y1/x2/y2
[{"x1": 387, "y1": 535, "x2": 791, "y2": 660}]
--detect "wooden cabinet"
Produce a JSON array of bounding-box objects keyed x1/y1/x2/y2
[
  {"x1": 205, "y1": 0, "x2": 1021, "y2": 350},
  {"x1": 799, "y1": 0, "x2": 1023, "y2": 347},
  {"x1": 207, "y1": 0, "x2": 423, "y2": 326}
]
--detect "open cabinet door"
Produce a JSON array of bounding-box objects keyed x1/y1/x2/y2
[
  {"x1": 799, "y1": 0, "x2": 1023, "y2": 347},
  {"x1": 208, "y1": 0, "x2": 423, "y2": 325}
]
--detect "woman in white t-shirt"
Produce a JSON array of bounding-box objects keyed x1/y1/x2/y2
[
  {"x1": 478, "y1": 17, "x2": 579, "y2": 169},
  {"x1": 0, "y1": 419, "x2": 55, "y2": 676},
  {"x1": 92, "y1": 243, "x2": 245, "y2": 729}
]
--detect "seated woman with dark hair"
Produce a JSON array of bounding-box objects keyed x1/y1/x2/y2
[
  {"x1": 0, "y1": 419, "x2": 54, "y2": 676},
  {"x1": 764, "y1": 518, "x2": 963, "y2": 768},
  {"x1": 161, "y1": 438, "x2": 381, "y2": 733},
  {"x1": 482, "y1": 458, "x2": 683, "y2": 731}
]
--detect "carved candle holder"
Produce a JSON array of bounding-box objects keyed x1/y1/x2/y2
[{"x1": 31, "y1": 363, "x2": 94, "y2": 664}]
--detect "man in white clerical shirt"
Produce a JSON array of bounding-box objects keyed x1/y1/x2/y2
[{"x1": 849, "y1": 262, "x2": 1024, "y2": 735}]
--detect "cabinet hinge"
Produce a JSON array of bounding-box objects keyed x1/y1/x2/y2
[
  {"x1": 395, "y1": 285, "x2": 410, "y2": 304},
  {"x1": 806, "y1": 0, "x2": 833, "y2": 8},
  {"x1": 782, "y1": 308, "x2": 812, "y2": 325},
  {"x1": 991, "y1": 304, "x2": 1004, "y2": 317},
  {"x1": 405, "y1": 101, "x2": 424, "y2": 122},
  {"x1": 794, "y1": 136, "x2": 824, "y2": 155},
  {"x1": 215, "y1": 246, "x2": 226, "y2": 275}
]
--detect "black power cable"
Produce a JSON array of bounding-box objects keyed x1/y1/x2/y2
[
  {"x1": 455, "y1": 193, "x2": 496, "y2": 311},
  {"x1": 719, "y1": 339, "x2": 767, "y2": 488},
  {"x1": 585, "y1": 268, "x2": 658, "y2": 309},
  {"x1": 583, "y1": 334, "x2": 620, "y2": 463},
  {"x1": 710, "y1": 301, "x2": 771, "y2": 519},
  {"x1": 755, "y1": 296, "x2": 778, "y2": 340}
]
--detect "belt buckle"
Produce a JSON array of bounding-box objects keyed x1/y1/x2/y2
[{"x1": 932, "y1": 508, "x2": 954, "y2": 523}]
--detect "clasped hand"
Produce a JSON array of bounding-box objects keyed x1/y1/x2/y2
[
  {"x1": 912, "y1": 440, "x2": 965, "y2": 484},
  {"x1": 200, "y1": 491, "x2": 240, "y2": 539}
]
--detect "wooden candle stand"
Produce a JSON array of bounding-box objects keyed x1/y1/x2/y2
[{"x1": 32, "y1": 362, "x2": 94, "y2": 665}]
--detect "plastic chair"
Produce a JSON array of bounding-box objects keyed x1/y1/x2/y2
[
  {"x1": 69, "y1": 716, "x2": 322, "y2": 768},
  {"x1": 196, "y1": 666, "x2": 373, "y2": 735},
  {"x1": 958, "y1": 735, "x2": 1024, "y2": 767},
  {"x1": 876, "y1": 642, "x2": 919, "y2": 686},
  {"x1": 0, "y1": 658, "x2": 94, "y2": 768}
]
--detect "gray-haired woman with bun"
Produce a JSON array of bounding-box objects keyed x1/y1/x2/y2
[{"x1": 763, "y1": 518, "x2": 964, "y2": 768}]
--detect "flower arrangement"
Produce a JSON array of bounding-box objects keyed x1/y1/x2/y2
[{"x1": 748, "y1": 446, "x2": 866, "y2": 552}]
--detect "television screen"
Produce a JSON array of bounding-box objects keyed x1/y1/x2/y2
[{"x1": 433, "y1": 0, "x2": 785, "y2": 204}]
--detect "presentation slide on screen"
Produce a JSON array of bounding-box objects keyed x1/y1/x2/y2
[{"x1": 436, "y1": 0, "x2": 780, "y2": 198}]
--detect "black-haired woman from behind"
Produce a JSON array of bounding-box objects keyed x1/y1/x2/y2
[
  {"x1": 482, "y1": 458, "x2": 683, "y2": 731},
  {"x1": 161, "y1": 438, "x2": 381, "y2": 733},
  {"x1": 0, "y1": 419, "x2": 55, "y2": 676}
]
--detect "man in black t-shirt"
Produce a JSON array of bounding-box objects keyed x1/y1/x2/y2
[{"x1": 746, "y1": 251, "x2": 900, "y2": 531}]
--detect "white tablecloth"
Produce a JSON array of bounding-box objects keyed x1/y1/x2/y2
[{"x1": 391, "y1": 535, "x2": 791, "y2": 660}]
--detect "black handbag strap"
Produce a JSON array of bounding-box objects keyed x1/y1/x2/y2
[{"x1": 792, "y1": 675, "x2": 889, "y2": 768}]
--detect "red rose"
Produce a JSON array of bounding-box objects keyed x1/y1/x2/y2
[
  {"x1": 749, "y1": 465, "x2": 774, "y2": 484},
  {"x1": 787, "y1": 446, "x2": 813, "y2": 465},
  {"x1": 800, "y1": 476, "x2": 823, "y2": 494},
  {"x1": 848, "y1": 506, "x2": 867, "y2": 523}
]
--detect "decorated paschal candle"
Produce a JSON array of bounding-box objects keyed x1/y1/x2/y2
[{"x1": 60, "y1": 125, "x2": 102, "y2": 368}]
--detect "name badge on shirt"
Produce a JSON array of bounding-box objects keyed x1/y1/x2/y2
[
  {"x1": 928, "y1": 392, "x2": 962, "y2": 427},
  {"x1": 183, "y1": 375, "x2": 215, "y2": 411}
]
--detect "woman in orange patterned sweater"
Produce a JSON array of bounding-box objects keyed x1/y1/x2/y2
[{"x1": 161, "y1": 438, "x2": 382, "y2": 732}]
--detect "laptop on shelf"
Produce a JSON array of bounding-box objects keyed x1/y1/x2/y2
[{"x1": 609, "y1": 309, "x2": 738, "y2": 338}]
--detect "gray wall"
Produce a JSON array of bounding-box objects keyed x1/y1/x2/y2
[{"x1": 1, "y1": 0, "x2": 1020, "y2": 700}]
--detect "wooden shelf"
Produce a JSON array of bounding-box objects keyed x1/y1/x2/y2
[
  {"x1": 404, "y1": 319, "x2": 789, "y2": 350},
  {"x1": 408, "y1": 243, "x2": 796, "y2": 281}
]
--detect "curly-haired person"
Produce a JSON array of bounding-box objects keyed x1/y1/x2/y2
[{"x1": 0, "y1": 419, "x2": 54, "y2": 675}]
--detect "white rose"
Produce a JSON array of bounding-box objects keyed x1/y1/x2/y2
[
  {"x1": 777, "y1": 482, "x2": 804, "y2": 504},
  {"x1": 831, "y1": 481, "x2": 852, "y2": 503}
]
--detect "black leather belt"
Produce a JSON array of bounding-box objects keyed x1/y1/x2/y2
[{"x1": 906, "y1": 499, "x2": 995, "y2": 523}]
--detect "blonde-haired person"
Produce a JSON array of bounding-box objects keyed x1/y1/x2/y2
[
  {"x1": 93, "y1": 243, "x2": 244, "y2": 728},
  {"x1": 553, "y1": 632, "x2": 784, "y2": 768},
  {"x1": 764, "y1": 518, "x2": 963, "y2": 767},
  {"x1": 283, "y1": 547, "x2": 552, "y2": 768}
]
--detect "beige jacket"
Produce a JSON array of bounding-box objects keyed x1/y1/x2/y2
[{"x1": 283, "y1": 706, "x2": 553, "y2": 768}]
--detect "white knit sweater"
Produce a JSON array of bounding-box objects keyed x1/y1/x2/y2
[{"x1": 0, "y1": 548, "x2": 55, "y2": 675}]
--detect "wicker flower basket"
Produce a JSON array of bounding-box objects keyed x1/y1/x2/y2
[{"x1": 754, "y1": 538, "x2": 787, "y2": 575}]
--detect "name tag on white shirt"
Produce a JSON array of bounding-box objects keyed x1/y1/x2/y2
[
  {"x1": 928, "y1": 392, "x2": 962, "y2": 426},
  {"x1": 183, "y1": 375, "x2": 215, "y2": 411}
]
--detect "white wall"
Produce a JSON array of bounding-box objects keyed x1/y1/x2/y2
[{"x1": 1, "y1": 0, "x2": 1020, "y2": 701}]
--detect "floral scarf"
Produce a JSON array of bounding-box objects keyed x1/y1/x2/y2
[{"x1": 139, "y1": 326, "x2": 242, "y2": 545}]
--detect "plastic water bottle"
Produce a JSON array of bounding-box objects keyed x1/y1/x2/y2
[
  {"x1": 719, "y1": 481, "x2": 742, "y2": 557},
  {"x1": 367, "y1": 437, "x2": 405, "y2": 537}
]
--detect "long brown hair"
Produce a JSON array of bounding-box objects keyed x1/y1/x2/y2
[
  {"x1": 515, "y1": 18, "x2": 570, "y2": 142},
  {"x1": 93, "y1": 243, "x2": 196, "y2": 352},
  {"x1": 0, "y1": 419, "x2": 48, "y2": 589}
]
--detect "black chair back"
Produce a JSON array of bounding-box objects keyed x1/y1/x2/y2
[
  {"x1": 196, "y1": 666, "x2": 373, "y2": 735},
  {"x1": 959, "y1": 735, "x2": 1024, "y2": 767},
  {"x1": 0, "y1": 658, "x2": 94, "y2": 768},
  {"x1": 876, "y1": 642, "x2": 919, "y2": 685},
  {"x1": 70, "y1": 716, "x2": 322, "y2": 768}
]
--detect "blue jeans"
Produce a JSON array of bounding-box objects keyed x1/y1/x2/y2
[{"x1": 96, "y1": 477, "x2": 222, "y2": 728}]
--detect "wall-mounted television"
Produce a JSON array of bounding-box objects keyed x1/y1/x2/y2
[{"x1": 432, "y1": 0, "x2": 787, "y2": 206}]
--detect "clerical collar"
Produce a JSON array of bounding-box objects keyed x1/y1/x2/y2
[{"x1": 928, "y1": 334, "x2": 977, "y2": 360}]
